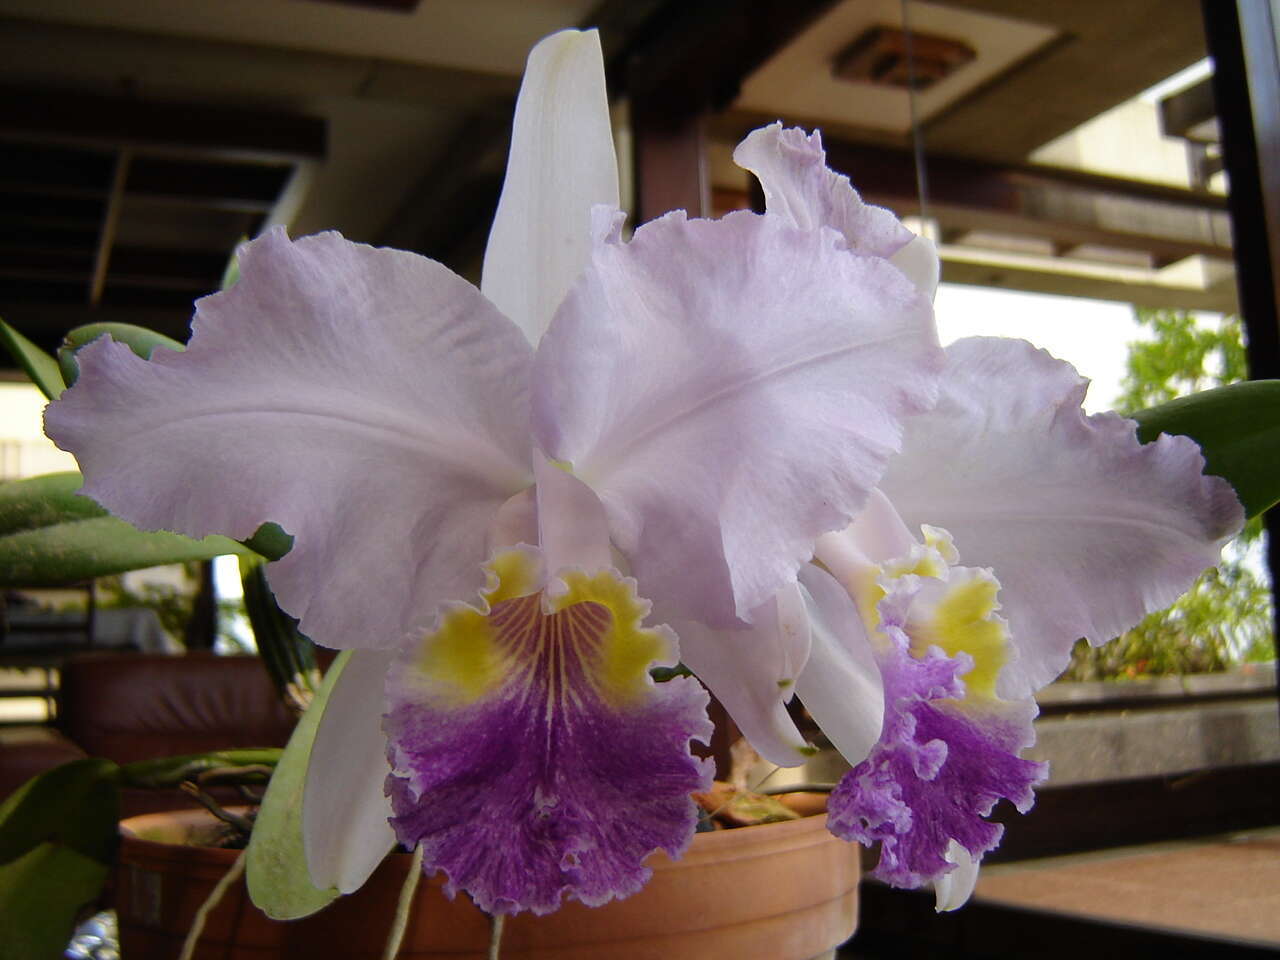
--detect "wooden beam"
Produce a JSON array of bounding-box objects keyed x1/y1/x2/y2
[
  {"x1": 940, "y1": 258, "x2": 1238, "y2": 314},
  {"x1": 0, "y1": 86, "x2": 326, "y2": 164},
  {"x1": 128, "y1": 157, "x2": 288, "y2": 212},
  {"x1": 822, "y1": 138, "x2": 1231, "y2": 264},
  {"x1": 1159, "y1": 77, "x2": 1218, "y2": 142},
  {"x1": 922, "y1": 0, "x2": 1208, "y2": 162},
  {"x1": 0, "y1": 142, "x2": 114, "y2": 197},
  {"x1": 622, "y1": 0, "x2": 842, "y2": 130}
]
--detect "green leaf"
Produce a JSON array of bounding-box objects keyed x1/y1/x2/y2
[
  {"x1": 1132, "y1": 380, "x2": 1280, "y2": 519},
  {"x1": 0, "y1": 472, "x2": 101, "y2": 535},
  {"x1": 0, "y1": 843, "x2": 109, "y2": 960},
  {"x1": 0, "y1": 757, "x2": 120, "y2": 866},
  {"x1": 58, "y1": 322, "x2": 185, "y2": 388},
  {"x1": 0, "y1": 318, "x2": 65, "y2": 400},
  {"x1": 245, "y1": 651, "x2": 352, "y2": 919},
  {"x1": 0, "y1": 762, "x2": 115, "y2": 958},
  {"x1": 241, "y1": 558, "x2": 316, "y2": 707},
  {"x1": 221, "y1": 240, "x2": 245, "y2": 291},
  {"x1": 0, "y1": 472, "x2": 250, "y2": 586},
  {"x1": 242, "y1": 521, "x2": 294, "y2": 561}
]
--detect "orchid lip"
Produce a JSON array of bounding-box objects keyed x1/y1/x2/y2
[{"x1": 383, "y1": 546, "x2": 712, "y2": 915}]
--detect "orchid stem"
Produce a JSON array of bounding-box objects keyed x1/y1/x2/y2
[
  {"x1": 488, "y1": 913, "x2": 506, "y2": 960},
  {"x1": 178, "y1": 849, "x2": 246, "y2": 960},
  {"x1": 382, "y1": 844, "x2": 425, "y2": 960},
  {"x1": 758, "y1": 782, "x2": 836, "y2": 795}
]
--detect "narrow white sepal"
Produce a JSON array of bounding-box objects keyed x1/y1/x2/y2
[
  {"x1": 934, "y1": 839, "x2": 981, "y2": 912},
  {"x1": 481, "y1": 29, "x2": 619, "y2": 344},
  {"x1": 303, "y1": 649, "x2": 398, "y2": 894}
]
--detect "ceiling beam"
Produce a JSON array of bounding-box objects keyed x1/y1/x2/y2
[
  {"x1": 623, "y1": 0, "x2": 843, "y2": 131},
  {"x1": 940, "y1": 259, "x2": 1238, "y2": 314},
  {"x1": 0, "y1": 16, "x2": 519, "y2": 113},
  {"x1": 922, "y1": 0, "x2": 1208, "y2": 160},
  {"x1": 0, "y1": 86, "x2": 326, "y2": 164},
  {"x1": 822, "y1": 138, "x2": 1232, "y2": 265}
]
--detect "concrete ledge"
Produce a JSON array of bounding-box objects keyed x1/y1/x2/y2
[
  {"x1": 1038, "y1": 661, "x2": 1277, "y2": 711},
  {"x1": 1030, "y1": 697, "x2": 1280, "y2": 786}
]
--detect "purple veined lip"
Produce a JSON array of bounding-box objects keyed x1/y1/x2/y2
[
  {"x1": 383, "y1": 552, "x2": 714, "y2": 916},
  {"x1": 825, "y1": 562, "x2": 1044, "y2": 889}
]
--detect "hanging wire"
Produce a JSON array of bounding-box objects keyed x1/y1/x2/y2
[{"x1": 899, "y1": 0, "x2": 932, "y2": 229}]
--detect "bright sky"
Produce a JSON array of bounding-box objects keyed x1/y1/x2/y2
[{"x1": 934, "y1": 283, "x2": 1145, "y2": 413}]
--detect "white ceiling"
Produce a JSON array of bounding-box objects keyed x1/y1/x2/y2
[
  {"x1": 735, "y1": 0, "x2": 1059, "y2": 135},
  {"x1": 0, "y1": 0, "x2": 599, "y2": 77}
]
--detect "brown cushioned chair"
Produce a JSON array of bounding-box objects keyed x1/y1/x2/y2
[{"x1": 0, "y1": 652, "x2": 296, "y2": 816}]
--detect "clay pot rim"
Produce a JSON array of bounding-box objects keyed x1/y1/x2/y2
[{"x1": 118, "y1": 807, "x2": 835, "y2": 872}]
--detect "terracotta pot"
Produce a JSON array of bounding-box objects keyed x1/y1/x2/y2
[{"x1": 115, "y1": 809, "x2": 859, "y2": 959}]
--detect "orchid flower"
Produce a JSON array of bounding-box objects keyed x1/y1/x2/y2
[
  {"x1": 679, "y1": 125, "x2": 1244, "y2": 909},
  {"x1": 43, "y1": 32, "x2": 946, "y2": 915}
]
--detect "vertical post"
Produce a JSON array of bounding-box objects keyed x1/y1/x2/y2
[
  {"x1": 1202, "y1": 1, "x2": 1280, "y2": 711},
  {"x1": 631, "y1": 108, "x2": 708, "y2": 226},
  {"x1": 184, "y1": 560, "x2": 218, "y2": 651}
]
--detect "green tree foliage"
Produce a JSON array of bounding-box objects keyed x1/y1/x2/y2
[{"x1": 1062, "y1": 308, "x2": 1274, "y2": 681}]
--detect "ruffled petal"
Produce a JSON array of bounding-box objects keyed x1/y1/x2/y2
[
  {"x1": 890, "y1": 236, "x2": 940, "y2": 300},
  {"x1": 877, "y1": 337, "x2": 1243, "y2": 696},
  {"x1": 673, "y1": 584, "x2": 813, "y2": 767},
  {"x1": 481, "y1": 29, "x2": 619, "y2": 344},
  {"x1": 733, "y1": 123, "x2": 913, "y2": 259},
  {"x1": 533, "y1": 208, "x2": 943, "y2": 627},
  {"x1": 303, "y1": 649, "x2": 398, "y2": 894},
  {"x1": 794, "y1": 564, "x2": 883, "y2": 767},
  {"x1": 45, "y1": 228, "x2": 534, "y2": 651},
  {"x1": 824, "y1": 527, "x2": 1045, "y2": 889},
  {"x1": 383, "y1": 547, "x2": 712, "y2": 916}
]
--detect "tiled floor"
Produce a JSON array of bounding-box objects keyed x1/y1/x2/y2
[{"x1": 975, "y1": 827, "x2": 1280, "y2": 948}]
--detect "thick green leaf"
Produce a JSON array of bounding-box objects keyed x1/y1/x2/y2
[
  {"x1": 1132, "y1": 380, "x2": 1280, "y2": 520},
  {"x1": 0, "y1": 317, "x2": 65, "y2": 400},
  {"x1": 0, "y1": 757, "x2": 119, "y2": 866},
  {"x1": 242, "y1": 521, "x2": 294, "y2": 561},
  {"x1": 0, "y1": 472, "x2": 101, "y2": 536},
  {"x1": 0, "y1": 472, "x2": 250, "y2": 586},
  {"x1": 242, "y1": 557, "x2": 317, "y2": 708},
  {"x1": 0, "y1": 843, "x2": 108, "y2": 960},
  {"x1": 58, "y1": 322, "x2": 185, "y2": 388},
  {"x1": 245, "y1": 651, "x2": 351, "y2": 919}
]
